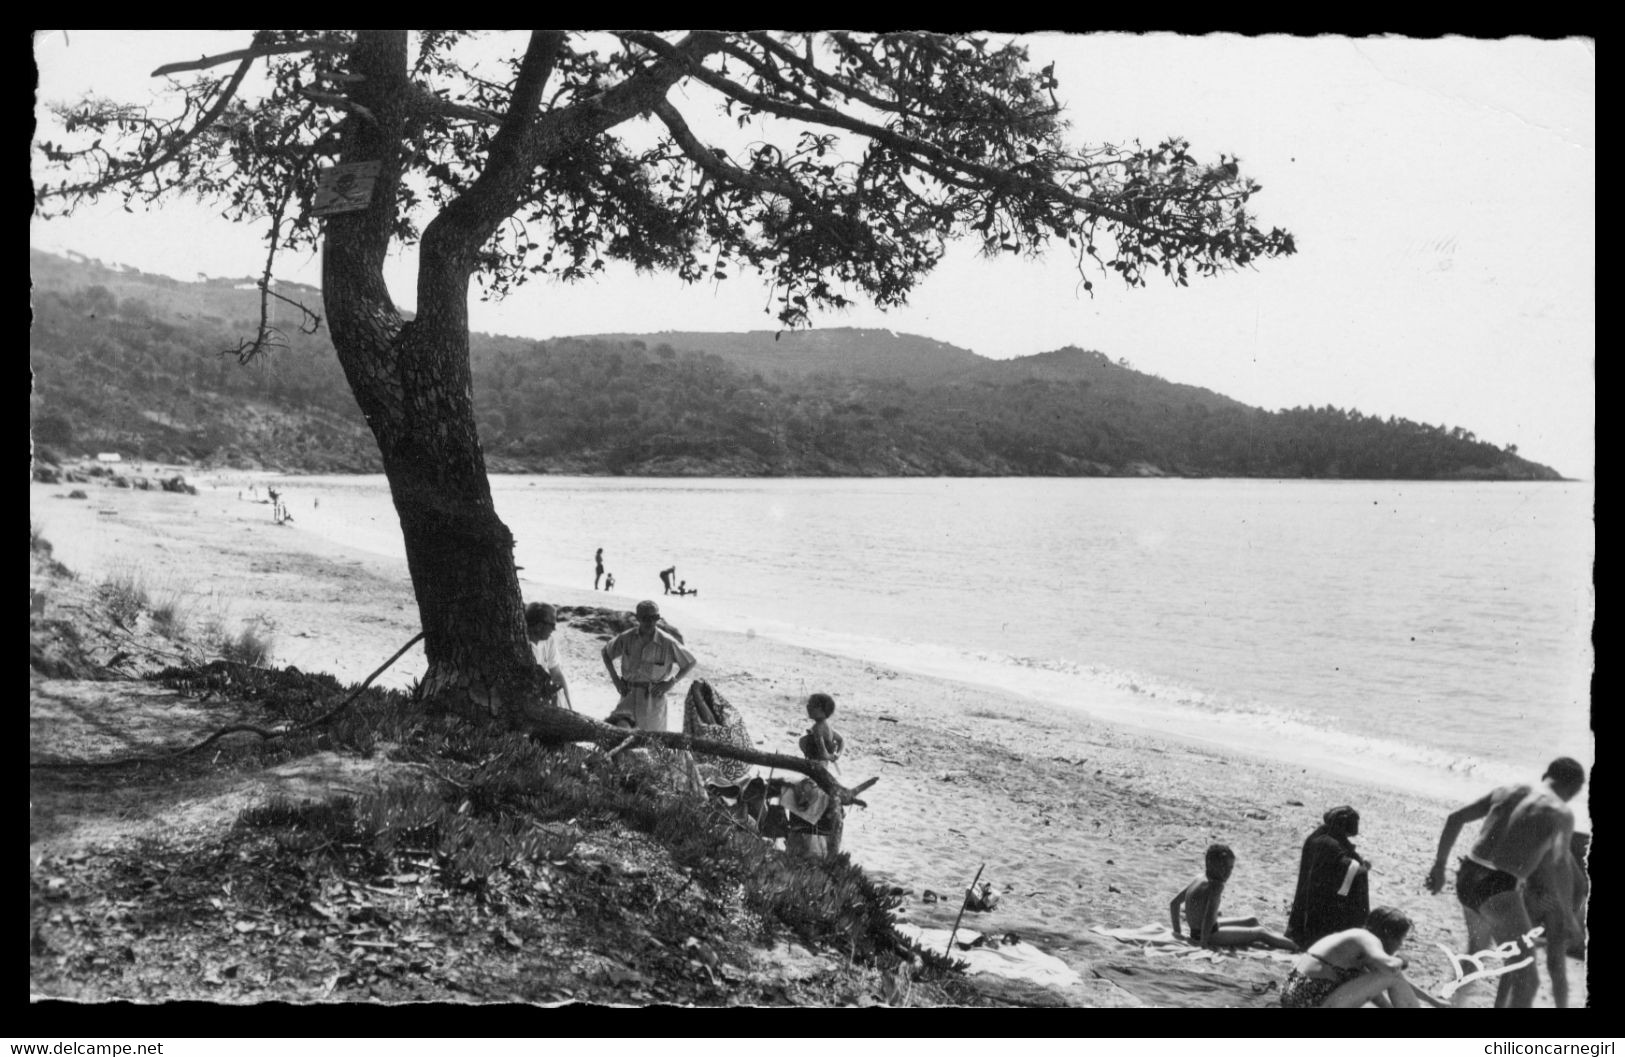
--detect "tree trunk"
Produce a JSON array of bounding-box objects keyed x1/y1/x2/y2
[
  {"x1": 381, "y1": 315, "x2": 535, "y2": 714},
  {"x1": 321, "y1": 31, "x2": 538, "y2": 721}
]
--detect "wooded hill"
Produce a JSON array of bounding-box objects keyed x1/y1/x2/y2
[{"x1": 29, "y1": 250, "x2": 1563, "y2": 480}]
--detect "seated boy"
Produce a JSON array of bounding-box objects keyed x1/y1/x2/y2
[{"x1": 1170, "y1": 843, "x2": 1299, "y2": 950}]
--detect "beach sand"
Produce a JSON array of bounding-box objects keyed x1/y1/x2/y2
[{"x1": 29, "y1": 474, "x2": 1587, "y2": 1009}]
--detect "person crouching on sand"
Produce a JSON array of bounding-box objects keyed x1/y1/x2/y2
[
  {"x1": 1279, "y1": 906, "x2": 1424, "y2": 1008},
  {"x1": 1170, "y1": 843, "x2": 1298, "y2": 951}
]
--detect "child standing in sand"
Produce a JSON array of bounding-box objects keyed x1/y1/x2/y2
[
  {"x1": 1170, "y1": 843, "x2": 1299, "y2": 951},
  {"x1": 799, "y1": 692, "x2": 844, "y2": 773}
]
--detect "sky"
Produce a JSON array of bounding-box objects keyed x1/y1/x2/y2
[{"x1": 31, "y1": 32, "x2": 1595, "y2": 480}]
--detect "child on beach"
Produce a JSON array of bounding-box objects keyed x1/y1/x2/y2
[
  {"x1": 798, "y1": 692, "x2": 844, "y2": 773},
  {"x1": 1170, "y1": 843, "x2": 1299, "y2": 951}
]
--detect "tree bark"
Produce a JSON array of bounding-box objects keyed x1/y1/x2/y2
[{"x1": 321, "y1": 31, "x2": 537, "y2": 719}]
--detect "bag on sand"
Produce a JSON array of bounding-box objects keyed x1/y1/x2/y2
[{"x1": 683, "y1": 680, "x2": 753, "y2": 786}]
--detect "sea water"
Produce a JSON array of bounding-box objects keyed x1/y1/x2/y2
[{"x1": 275, "y1": 474, "x2": 1594, "y2": 818}]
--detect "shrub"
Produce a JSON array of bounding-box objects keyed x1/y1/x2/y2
[
  {"x1": 149, "y1": 587, "x2": 193, "y2": 638},
  {"x1": 30, "y1": 523, "x2": 51, "y2": 556},
  {"x1": 99, "y1": 568, "x2": 149, "y2": 627},
  {"x1": 220, "y1": 618, "x2": 275, "y2": 666}
]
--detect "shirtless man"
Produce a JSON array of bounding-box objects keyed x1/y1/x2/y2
[
  {"x1": 1522, "y1": 829, "x2": 1590, "y2": 1009},
  {"x1": 1425, "y1": 756, "x2": 1586, "y2": 1008}
]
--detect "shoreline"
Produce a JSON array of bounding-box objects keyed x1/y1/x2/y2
[
  {"x1": 29, "y1": 472, "x2": 1585, "y2": 1007},
  {"x1": 264, "y1": 469, "x2": 1592, "y2": 830}
]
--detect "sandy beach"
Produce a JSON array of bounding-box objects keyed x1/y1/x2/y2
[{"x1": 29, "y1": 472, "x2": 1587, "y2": 1009}]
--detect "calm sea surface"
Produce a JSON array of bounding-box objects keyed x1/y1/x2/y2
[{"x1": 277, "y1": 475, "x2": 1593, "y2": 812}]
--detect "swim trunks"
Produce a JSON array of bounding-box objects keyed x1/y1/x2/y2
[
  {"x1": 1280, "y1": 962, "x2": 1363, "y2": 1008},
  {"x1": 1457, "y1": 856, "x2": 1521, "y2": 914}
]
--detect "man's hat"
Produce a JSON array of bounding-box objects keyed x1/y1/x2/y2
[{"x1": 635, "y1": 600, "x2": 660, "y2": 619}]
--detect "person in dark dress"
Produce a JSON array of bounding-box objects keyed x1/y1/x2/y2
[
  {"x1": 594, "y1": 548, "x2": 605, "y2": 590},
  {"x1": 1286, "y1": 805, "x2": 1372, "y2": 948}
]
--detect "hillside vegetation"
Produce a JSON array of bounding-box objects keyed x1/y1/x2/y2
[{"x1": 30, "y1": 250, "x2": 1562, "y2": 480}]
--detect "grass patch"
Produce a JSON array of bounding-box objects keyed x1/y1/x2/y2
[
  {"x1": 99, "y1": 567, "x2": 149, "y2": 627},
  {"x1": 30, "y1": 523, "x2": 51, "y2": 556},
  {"x1": 220, "y1": 616, "x2": 275, "y2": 666},
  {"x1": 149, "y1": 585, "x2": 194, "y2": 639}
]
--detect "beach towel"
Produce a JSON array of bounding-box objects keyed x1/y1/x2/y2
[
  {"x1": 897, "y1": 925, "x2": 1081, "y2": 989},
  {"x1": 1089, "y1": 924, "x2": 1298, "y2": 966},
  {"x1": 1091, "y1": 962, "x2": 1281, "y2": 1009},
  {"x1": 682, "y1": 680, "x2": 754, "y2": 786}
]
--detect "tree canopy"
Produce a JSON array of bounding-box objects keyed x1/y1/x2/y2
[
  {"x1": 34, "y1": 31, "x2": 1299, "y2": 737},
  {"x1": 36, "y1": 31, "x2": 1294, "y2": 345}
]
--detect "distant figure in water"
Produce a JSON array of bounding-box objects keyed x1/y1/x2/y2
[
  {"x1": 604, "y1": 572, "x2": 615, "y2": 590},
  {"x1": 268, "y1": 488, "x2": 292, "y2": 525},
  {"x1": 1170, "y1": 844, "x2": 1298, "y2": 951},
  {"x1": 659, "y1": 566, "x2": 676, "y2": 595},
  {"x1": 594, "y1": 548, "x2": 605, "y2": 590},
  {"x1": 673, "y1": 580, "x2": 697, "y2": 596}
]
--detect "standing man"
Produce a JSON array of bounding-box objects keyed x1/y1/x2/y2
[
  {"x1": 594, "y1": 548, "x2": 605, "y2": 591},
  {"x1": 659, "y1": 566, "x2": 677, "y2": 595},
  {"x1": 601, "y1": 600, "x2": 697, "y2": 732},
  {"x1": 524, "y1": 602, "x2": 574, "y2": 712},
  {"x1": 1425, "y1": 756, "x2": 1586, "y2": 1008}
]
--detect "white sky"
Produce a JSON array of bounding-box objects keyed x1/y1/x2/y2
[{"x1": 31, "y1": 31, "x2": 1595, "y2": 479}]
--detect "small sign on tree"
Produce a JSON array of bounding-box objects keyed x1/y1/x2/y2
[{"x1": 309, "y1": 161, "x2": 382, "y2": 217}]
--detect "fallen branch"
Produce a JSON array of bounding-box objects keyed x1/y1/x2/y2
[
  {"x1": 30, "y1": 631, "x2": 424, "y2": 769},
  {"x1": 525, "y1": 705, "x2": 878, "y2": 804}
]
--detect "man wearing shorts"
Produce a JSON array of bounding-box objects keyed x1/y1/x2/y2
[{"x1": 1426, "y1": 756, "x2": 1586, "y2": 1007}]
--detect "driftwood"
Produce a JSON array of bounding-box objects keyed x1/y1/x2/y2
[{"x1": 523, "y1": 704, "x2": 878, "y2": 805}]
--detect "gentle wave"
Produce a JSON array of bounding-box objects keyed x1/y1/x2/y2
[{"x1": 748, "y1": 619, "x2": 1512, "y2": 790}]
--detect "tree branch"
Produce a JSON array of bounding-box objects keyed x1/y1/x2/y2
[
  {"x1": 151, "y1": 38, "x2": 350, "y2": 78},
  {"x1": 43, "y1": 55, "x2": 255, "y2": 206},
  {"x1": 404, "y1": 84, "x2": 503, "y2": 127},
  {"x1": 296, "y1": 87, "x2": 377, "y2": 124},
  {"x1": 619, "y1": 31, "x2": 1144, "y2": 232},
  {"x1": 651, "y1": 98, "x2": 802, "y2": 201},
  {"x1": 522, "y1": 32, "x2": 725, "y2": 166},
  {"x1": 417, "y1": 30, "x2": 566, "y2": 292}
]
